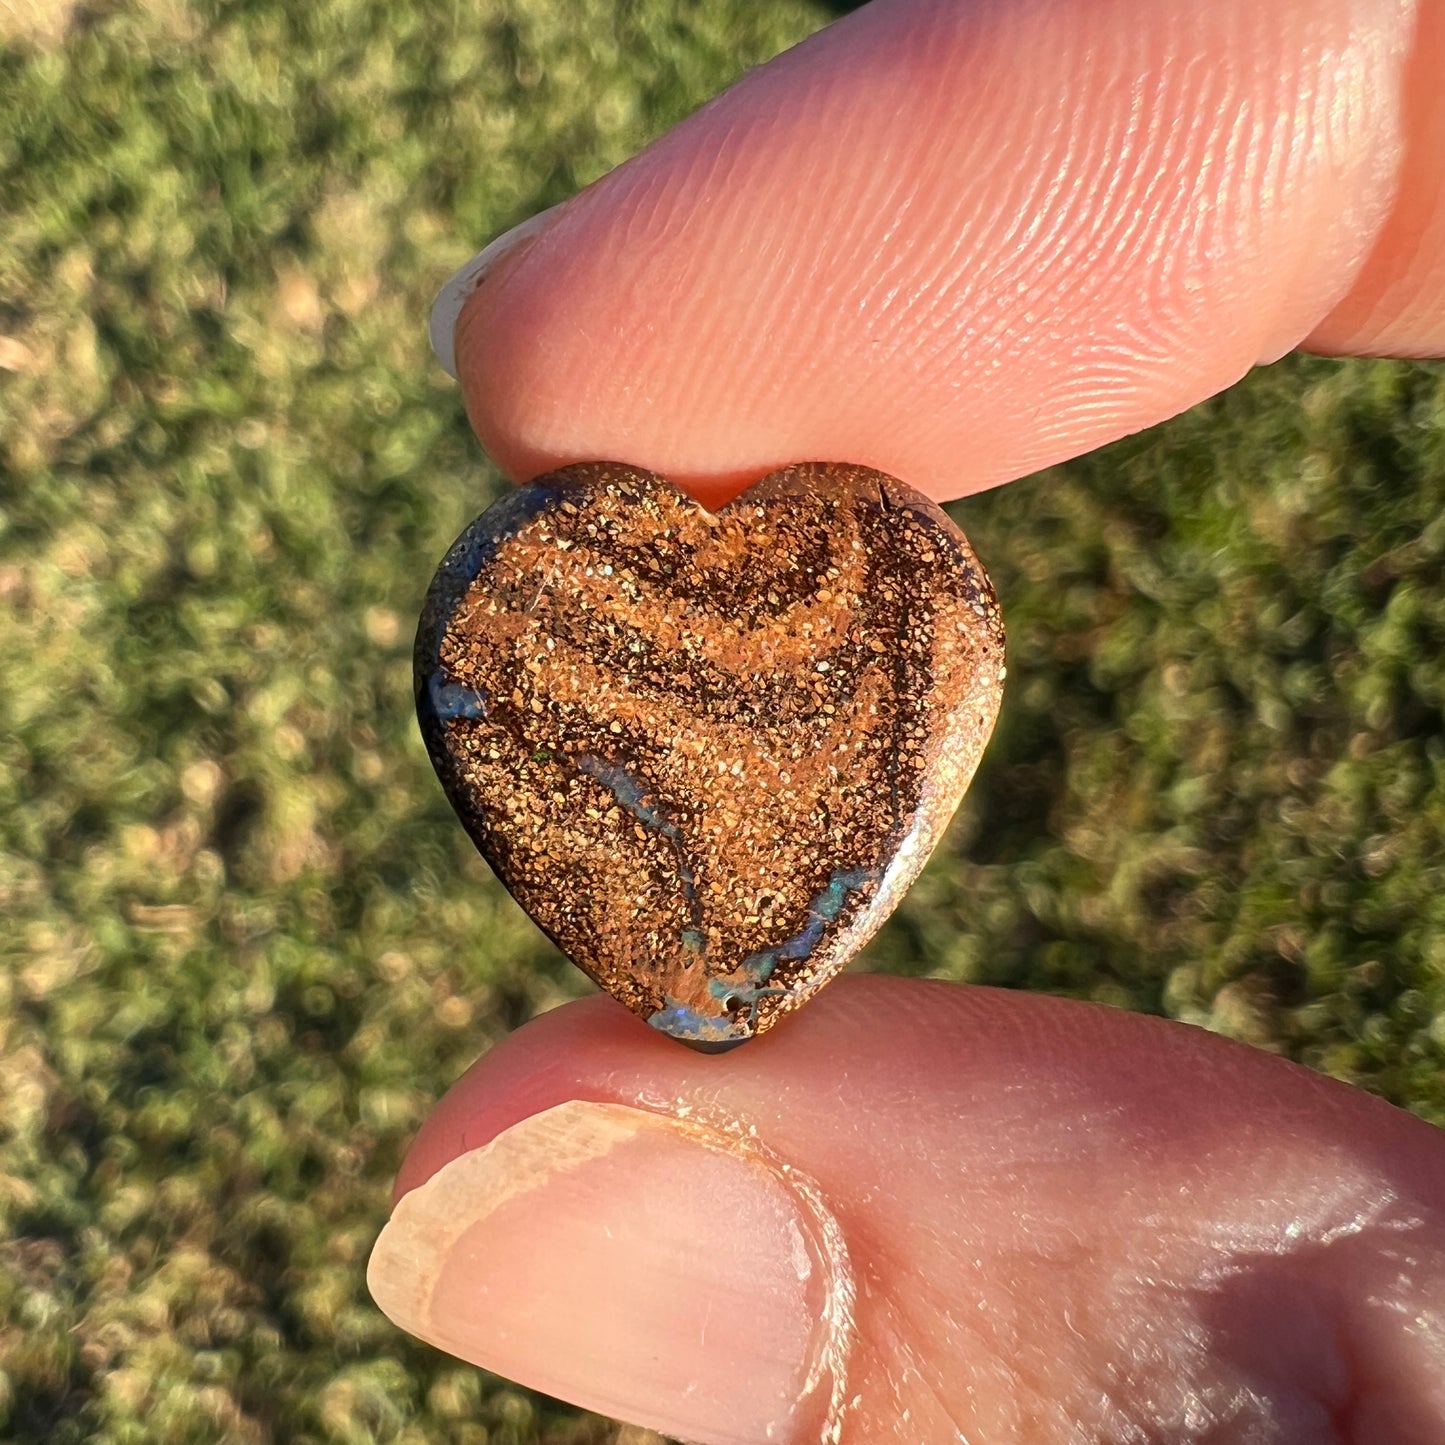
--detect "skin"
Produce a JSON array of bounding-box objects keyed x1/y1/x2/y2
[
  {"x1": 373, "y1": 1, "x2": 1445, "y2": 1440},
  {"x1": 455, "y1": 0, "x2": 1445, "y2": 507}
]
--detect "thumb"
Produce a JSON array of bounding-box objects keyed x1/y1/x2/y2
[
  {"x1": 441, "y1": 0, "x2": 1444, "y2": 509},
  {"x1": 367, "y1": 978, "x2": 1445, "y2": 1445}
]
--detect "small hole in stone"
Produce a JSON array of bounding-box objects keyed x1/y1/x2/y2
[{"x1": 723, "y1": 994, "x2": 744, "y2": 1013}]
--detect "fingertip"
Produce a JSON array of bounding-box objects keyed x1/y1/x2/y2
[
  {"x1": 384, "y1": 980, "x2": 1445, "y2": 1440},
  {"x1": 433, "y1": 205, "x2": 565, "y2": 381},
  {"x1": 372, "y1": 1097, "x2": 849, "y2": 1445},
  {"x1": 450, "y1": 0, "x2": 1422, "y2": 501}
]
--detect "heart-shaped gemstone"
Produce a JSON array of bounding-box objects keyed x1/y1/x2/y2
[{"x1": 416, "y1": 462, "x2": 1004, "y2": 1049}]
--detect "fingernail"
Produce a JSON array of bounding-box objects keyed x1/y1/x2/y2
[
  {"x1": 368, "y1": 1100, "x2": 853, "y2": 1445},
  {"x1": 429, "y1": 205, "x2": 562, "y2": 380}
]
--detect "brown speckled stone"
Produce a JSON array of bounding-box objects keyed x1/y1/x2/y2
[{"x1": 416, "y1": 462, "x2": 1005, "y2": 1049}]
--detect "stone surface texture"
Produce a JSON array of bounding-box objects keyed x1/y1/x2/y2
[{"x1": 416, "y1": 462, "x2": 1005, "y2": 1047}]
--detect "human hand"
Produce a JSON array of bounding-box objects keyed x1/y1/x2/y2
[{"x1": 369, "y1": 2, "x2": 1445, "y2": 1441}]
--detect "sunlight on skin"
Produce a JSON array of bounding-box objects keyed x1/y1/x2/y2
[
  {"x1": 454, "y1": 0, "x2": 1444, "y2": 507},
  {"x1": 378, "y1": 983, "x2": 1445, "y2": 1444}
]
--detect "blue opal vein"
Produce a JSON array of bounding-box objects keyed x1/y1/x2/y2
[
  {"x1": 575, "y1": 755, "x2": 672, "y2": 835},
  {"x1": 735, "y1": 865, "x2": 881, "y2": 983},
  {"x1": 646, "y1": 998, "x2": 751, "y2": 1051},
  {"x1": 575, "y1": 754, "x2": 703, "y2": 924},
  {"x1": 425, "y1": 675, "x2": 490, "y2": 721}
]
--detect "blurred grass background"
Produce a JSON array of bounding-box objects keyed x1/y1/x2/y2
[{"x1": 2, "y1": 0, "x2": 1444, "y2": 1440}]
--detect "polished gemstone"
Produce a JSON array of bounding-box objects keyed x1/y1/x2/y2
[{"x1": 416, "y1": 462, "x2": 1005, "y2": 1048}]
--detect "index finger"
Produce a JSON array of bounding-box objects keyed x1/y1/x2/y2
[{"x1": 444, "y1": 0, "x2": 1444, "y2": 508}]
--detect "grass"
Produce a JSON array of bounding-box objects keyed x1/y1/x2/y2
[{"x1": 2, "y1": 0, "x2": 1443, "y2": 1441}]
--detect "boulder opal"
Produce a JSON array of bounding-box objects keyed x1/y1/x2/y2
[{"x1": 416, "y1": 462, "x2": 1004, "y2": 1050}]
